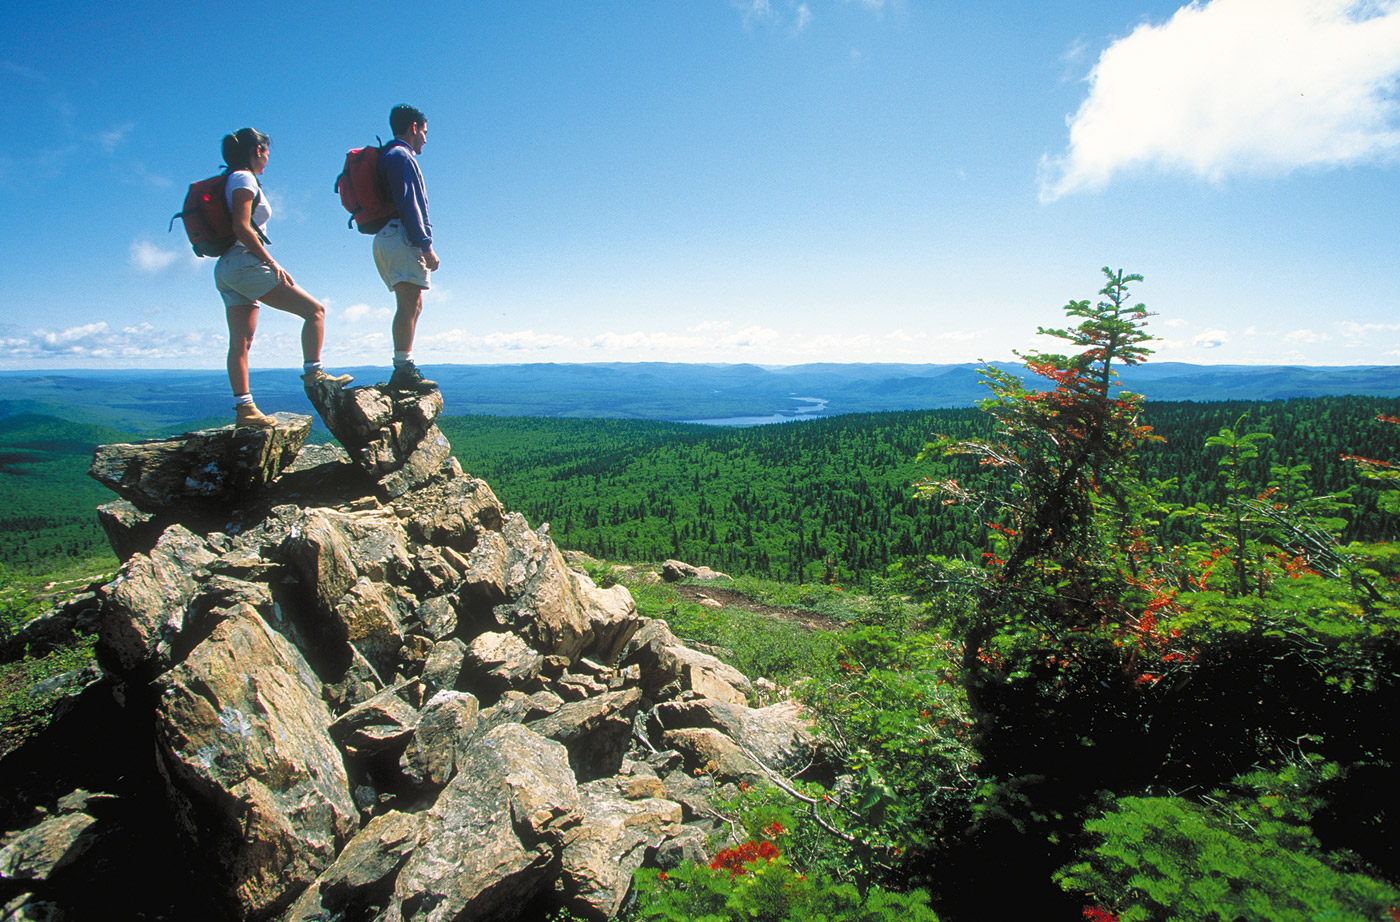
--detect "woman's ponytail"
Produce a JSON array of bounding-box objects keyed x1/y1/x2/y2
[{"x1": 221, "y1": 127, "x2": 271, "y2": 172}]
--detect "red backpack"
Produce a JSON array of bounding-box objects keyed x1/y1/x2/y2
[
  {"x1": 169, "y1": 173, "x2": 263, "y2": 257},
  {"x1": 336, "y1": 141, "x2": 397, "y2": 234}
]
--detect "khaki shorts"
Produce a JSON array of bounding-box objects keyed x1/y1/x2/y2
[
  {"x1": 373, "y1": 221, "x2": 431, "y2": 291},
  {"x1": 215, "y1": 246, "x2": 280, "y2": 307}
]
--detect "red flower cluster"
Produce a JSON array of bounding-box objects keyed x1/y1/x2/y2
[
  {"x1": 709, "y1": 839, "x2": 781, "y2": 877},
  {"x1": 1083, "y1": 906, "x2": 1120, "y2": 922}
]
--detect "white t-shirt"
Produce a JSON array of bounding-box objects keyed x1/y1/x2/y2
[{"x1": 224, "y1": 170, "x2": 271, "y2": 234}]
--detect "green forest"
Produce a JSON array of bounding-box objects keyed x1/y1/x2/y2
[
  {"x1": 441, "y1": 394, "x2": 1400, "y2": 587},
  {"x1": 1, "y1": 269, "x2": 1399, "y2": 921}
]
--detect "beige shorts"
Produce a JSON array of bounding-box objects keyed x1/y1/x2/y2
[
  {"x1": 373, "y1": 221, "x2": 431, "y2": 291},
  {"x1": 215, "y1": 245, "x2": 280, "y2": 307}
]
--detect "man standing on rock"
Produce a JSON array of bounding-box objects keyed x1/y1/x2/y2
[{"x1": 375, "y1": 104, "x2": 439, "y2": 394}]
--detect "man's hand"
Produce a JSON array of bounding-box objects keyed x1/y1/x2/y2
[{"x1": 421, "y1": 247, "x2": 440, "y2": 272}]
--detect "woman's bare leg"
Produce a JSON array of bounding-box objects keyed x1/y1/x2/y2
[
  {"x1": 258, "y1": 281, "x2": 326, "y2": 364},
  {"x1": 226, "y1": 304, "x2": 259, "y2": 395}
]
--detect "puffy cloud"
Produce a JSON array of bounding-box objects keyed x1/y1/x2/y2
[
  {"x1": 130, "y1": 238, "x2": 182, "y2": 273},
  {"x1": 341, "y1": 303, "x2": 393, "y2": 324},
  {"x1": 0, "y1": 321, "x2": 228, "y2": 364},
  {"x1": 1194, "y1": 328, "x2": 1230, "y2": 348},
  {"x1": 1041, "y1": 0, "x2": 1400, "y2": 201}
]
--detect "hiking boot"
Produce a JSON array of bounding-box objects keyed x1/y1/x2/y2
[
  {"x1": 388, "y1": 362, "x2": 437, "y2": 393},
  {"x1": 302, "y1": 368, "x2": 353, "y2": 389},
  {"x1": 234, "y1": 403, "x2": 276, "y2": 429}
]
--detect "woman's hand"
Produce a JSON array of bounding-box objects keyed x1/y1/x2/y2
[{"x1": 266, "y1": 259, "x2": 294, "y2": 289}]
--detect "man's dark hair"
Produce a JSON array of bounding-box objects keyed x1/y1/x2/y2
[
  {"x1": 390, "y1": 104, "x2": 427, "y2": 136},
  {"x1": 222, "y1": 128, "x2": 271, "y2": 172}
]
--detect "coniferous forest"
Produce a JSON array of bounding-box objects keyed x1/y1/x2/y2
[{"x1": 2, "y1": 269, "x2": 1399, "y2": 921}]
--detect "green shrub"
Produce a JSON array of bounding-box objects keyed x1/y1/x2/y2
[
  {"x1": 631, "y1": 834, "x2": 940, "y2": 922},
  {"x1": 1056, "y1": 785, "x2": 1399, "y2": 922}
]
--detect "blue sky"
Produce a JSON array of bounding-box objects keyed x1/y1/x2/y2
[{"x1": 3, "y1": 0, "x2": 1399, "y2": 370}]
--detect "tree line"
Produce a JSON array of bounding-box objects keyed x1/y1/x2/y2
[{"x1": 443, "y1": 394, "x2": 1400, "y2": 587}]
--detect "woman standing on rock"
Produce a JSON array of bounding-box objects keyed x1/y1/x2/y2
[{"x1": 215, "y1": 127, "x2": 350, "y2": 428}]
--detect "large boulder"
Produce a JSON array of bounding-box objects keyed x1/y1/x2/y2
[
  {"x1": 88, "y1": 414, "x2": 311, "y2": 514},
  {"x1": 94, "y1": 525, "x2": 218, "y2": 677},
  {"x1": 155, "y1": 605, "x2": 357, "y2": 920},
  {"x1": 650, "y1": 698, "x2": 818, "y2": 777},
  {"x1": 301, "y1": 380, "x2": 453, "y2": 498},
  {"x1": 389, "y1": 723, "x2": 580, "y2": 922},
  {"x1": 557, "y1": 778, "x2": 684, "y2": 921},
  {"x1": 489, "y1": 516, "x2": 644, "y2": 666},
  {"x1": 282, "y1": 810, "x2": 422, "y2": 922},
  {"x1": 623, "y1": 619, "x2": 753, "y2": 705}
]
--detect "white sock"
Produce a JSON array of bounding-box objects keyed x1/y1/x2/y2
[
  {"x1": 303, "y1": 361, "x2": 322, "y2": 374},
  {"x1": 234, "y1": 393, "x2": 255, "y2": 406},
  {"x1": 393, "y1": 351, "x2": 412, "y2": 367}
]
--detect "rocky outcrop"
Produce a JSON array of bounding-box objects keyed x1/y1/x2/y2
[
  {"x1": 0, "y1": 395, "x2": 823, "y2": 921},
  {"x1": 89, "y1": 414, "x2": 311, "y2": 513},
  {"x1": 302, "y1": 379, "x2": 454, "y2": 498}
]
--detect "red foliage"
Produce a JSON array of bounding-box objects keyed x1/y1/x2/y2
[
  {"x1": 1083, "y1": 906, "x2": 1120, "y2": 922},
  {"x1": 709, "y1": 839, "x2": 781, "y2": 877}
]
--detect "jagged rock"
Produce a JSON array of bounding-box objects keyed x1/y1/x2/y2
[
  {"x1": 94, "y1": 499, "x2": 169, "y2": 561},
  {"x1": 282, "y1": 810, "x2": 422, "y2": 922},
  {"x1": 557, "y1": 779, "x2": 684, "y2": 921},
  {"x1": 88, "y1": 414, "x2": 311, "y2": 514},
  {"x1": 324, "y1": 645, "x2": 387, "y2": 715},
  {"x1": 14, "y1": 417, "x2": 838, "y2": 922},
  {"x1": 95, "y1": 525, "x2": 218, "y2": 676},
  {"x1": 301, "y1": 381, "x2": 454, "y2": 498},
  {"x1": 650, "y1": 699, "x2": 818, "y2": 777},
  {"x1": 420, "y1": 638, "x2": 466, "y2": 695},
  {"x1": 155, "y1": 605, "x2": 357, "y2": 919},
  {"x1": 623, "y1": 619, "x2": 752, "y2": 706},
  {"x1": 572, "y1": 573, "x2": 643, "y2": 666},
  {"x1": 660, "y1": 727, "x2": 765, "y2": 785},
  {"x1": 661, "y1": 559, "x2": 731, "y2": 582},
  {"x1": 556, "y1": 672, "x2": 608, "y2": 702},
  {"x1": 458, "y1": 530, "x2": 511, "y2": 619},
  {"x1": 389, "y1": 723, "x2": 580, "y2": 922},
  {"x1": 281, "y1": 507, "x2": 412, "y2": 667},
  {"x1": 397, "y1": 476, "x2": 506, "y2": 553},
  {"x1": 399, "y1": 690, "x2": 479, "y2": 787},
  {"x1": 490, "y1": 515, "x2": 644, "y2": 666},
  {"x1": 0, "y1": 791, "x2": 110, "y2": 882},
  {"x1": 378, "y1": 425, "x2": 454, "y2": 499},
  {"x1": 409, "y1": 544, "x2": 459, "y2": 596},
  {"x1": 329, "y1": 684, "x2": 422, "y2": 758},
  {"x1": 335, "y1": 578, "x2": 406, "y2": 678},
  {"x1": 415, "y1": 595, "x2": 457, "y2": 642},
  {"x1": 462, "y1": 631, "x2": 544, "y2": 696},
  {"x1": 528, "y1": 688, "x2": 642, "y2": 781},
  {"x1": 281, "y1": 508, "x2": 360, "y2": 623}
]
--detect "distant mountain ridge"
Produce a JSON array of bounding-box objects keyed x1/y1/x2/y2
[{"x1": 0, "y1": 362, "x2": 1395, "y2": 431}]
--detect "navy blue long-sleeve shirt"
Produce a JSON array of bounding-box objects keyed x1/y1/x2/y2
[{"x1": 379, "y1": 139, "x2": 432, "y2": 250}]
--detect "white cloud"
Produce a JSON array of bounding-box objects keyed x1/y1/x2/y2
[
  {"x1": 1194, "y1": 328, "x2": 1230, "y2": 348},
  {"x1": 1041, "y1": 0, "x2": 1400, "y2": 201},
  {"x1": 97, "y1": 122, "x2": 134, "y2": 154},
  {"x1": 1338, "y1": 319, "x2": 1400, "y2": 337},
  {"x1": 130, "y1": 238, "x2": 182, "y2": 273},
  {"x1": 341, "y1": 303, "x2": 393, "y2": 324},
  {"x1": 0, "y1": 321, "x2": 227, "y2": 363}
]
